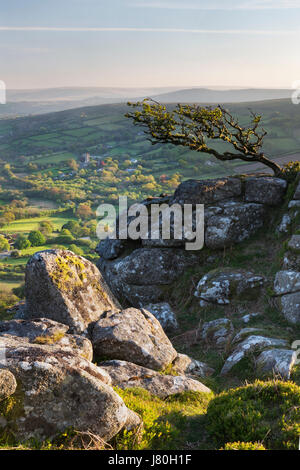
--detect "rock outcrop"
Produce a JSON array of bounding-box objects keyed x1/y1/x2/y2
[
  {"x1": 23, "y1": 249, "x2": 120, "y2": 333},
  {"x1": 91, "y1": 307, "x2": 177, "y2": 370},
  {"x1": 97, "y1": 176, "x2": 286, "y2": 308}
]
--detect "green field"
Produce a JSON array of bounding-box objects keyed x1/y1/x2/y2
[{"x1": 0, "y1": 216, "x2": 75, "y2": 234}]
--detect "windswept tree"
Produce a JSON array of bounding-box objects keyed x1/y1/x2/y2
[{"x1": 126, "y1": 99, "x2": 283, "y2": 176}]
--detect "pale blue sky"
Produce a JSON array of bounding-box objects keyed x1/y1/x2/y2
[{"x1": 0, "y1": 0, "x2": 300, "y2": 89}]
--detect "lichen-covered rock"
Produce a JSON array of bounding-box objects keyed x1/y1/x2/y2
[
  {"x1": 288, "y1": 235, "x2": 300, "y2": 254},
  {"x1": 274, "y1": 270, "x2": 300, "y2": 295},
  {"x1": 0, "y1": 319, "x2": 93, "y2": 361},
  {"x1": 172, "y1": 178, "x2": 242, "y2": 205},
  {"x1": 244, "y1": 177, "x2": 287, "y2": 206},
  {"x1": 0, "y1": 370, "x2": 17, "y2": 399},
  {"x1": 276, "y1": 214, "x2": 292, "y2": 234},
  {"x1": 171, "y1": 353, "x2": 215, "y2": 378},
  {"x1": 143, "y1": 303, "x2": 178, "y2": 331},
  {"x1": 98, "y1": 360, "x2": 211, "y2": 398},
  {"x1": 0, "y1": 334, "x2": 139, "y2": 442},
  {"x1": 221, "y1": 335, "x2": 288, "y2": 375},
  {"x1": 257, "y1": 349, "x2": 296, "y2": 380},
  {"x1": 205, "y1": 202, "x2": 265, "y2": 249},
  {"x1": 278, "y1": 292, "x2": 300, "y2": 325},
  {"x1": 24, "y1": 250, "x2": 121, "y2": 333},
  {"x1": 201, "y1": 318, "x2": 234, "y2": 348},
  {"x1": 274, "y1": 271, "x2": 300, "y2": 324},
  {"x1": 282, "y1": 251, "x2": 300, "y2": 271},
  {"x1": 195, "y1": 269, "x2": 265, "y2": 307},
  {"x1": 91, "y1": 308, "x2": 177, "y2": 370}
]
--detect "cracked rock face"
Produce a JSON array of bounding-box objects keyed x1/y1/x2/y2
[
  {"x1": 195, "y1": 269, "x2": 265, "y2": 307},
  {"x1": 221, "y1": 335, "x2": 288, "y2": 375},
  {"x1": 257, "y1": 349, "x2": 297, "y2": 380},
  {"x1": 274, "y1": 271, "x2": 300, "y2": 324},
  {"x1": 244, "y1": 177, "x2": 287, "y2": 206},
  {"x1": 98, "y1": 360, "x2": 211, "y2": 398},
  {"x1": 24, "y1": 249, "x2": 121, "y2": 334},
  {"x1": 91, "y1": 307, "x2": 177, "y2": 370},
  {"x1": 0, "y1": 334, "x2": 139, "y2": 442}
]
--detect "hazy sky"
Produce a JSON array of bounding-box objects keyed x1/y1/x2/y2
[{"x1": 1, "y1": 0, "x2": 300, "y2": 89}]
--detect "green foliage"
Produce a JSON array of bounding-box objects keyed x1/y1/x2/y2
[
  {"x1": 15, "y1": 234, "x2": 31, "y2": 250},
  {"x1": 206, "y1": 380, "x2": 300, "y2": 450},
  {"x1": 68, "y1": 244, "x2": 84, "y2": 256},
  {"x1": 114, "y1": 387, "x2": 214, "y2": 450},
  {"x1": 28, "y1": 230, "x2": 46, "y2": 247},
  {"x1": 126, "y1": 99, "x2": 283, "y2": 176},
  {"x1": 38, "y1": 220, "x2": 54, "y2": 235},
  {"x1": 0, "y1": 235, "x2": 10, "y2": 252},
  {"x1": 221, "y1": 441, "x2": 266, "y2": 450},
  {"x1": 282, "y1": 161, "x2": 300, "y2": 183}
]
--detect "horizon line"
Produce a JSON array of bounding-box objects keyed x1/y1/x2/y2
[{"x1": 0, "y1": 26, "x2": 299, "y2": 35}]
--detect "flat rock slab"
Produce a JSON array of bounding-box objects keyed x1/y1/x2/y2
[
  {"x1": 221, "y1": 335, "x2": 288, "y2": 375},
  {"x1": 98, "y1": 360, "x2": 212, "y2": 398},
  {"x1": 24, "y1": 249, "x2": 121, "y2": 334},
  {"x1": 244, "y1": 177, "x2": 287, "y2": 206},
  {"x1": 0, "y1": 318, "x2": 93, "y2": 361},
  {"x1": 0, "y1": 334, "x2": 138, "y2": 442},
  {"x1": 172, "y1": 178, "x2": 242, "y2": 205},
  {"x1": 257, "y1": 349, "x2": 296, "y2": 380},
  {"x1": 91, "y1": 308, "x2": 177, "y2": 370}
]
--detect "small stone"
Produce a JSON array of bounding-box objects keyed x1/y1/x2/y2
[
  {"x1": 143, "y1": 303, "x2": 178, "y2": 332},
  {"x1": 0, "y1": 370, "x2": 17, "y2": 399}
]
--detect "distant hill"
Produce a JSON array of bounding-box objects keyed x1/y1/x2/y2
[
  {"x1": 0, "y1": 86, "x2": 294, "y2": 118},
  {"x1": 151, "y1": 88, "x2": 292, "y2": 104}
]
